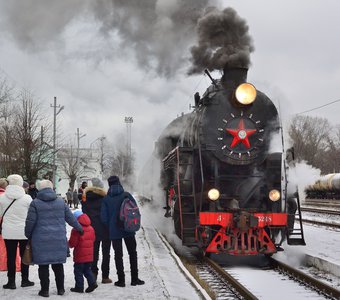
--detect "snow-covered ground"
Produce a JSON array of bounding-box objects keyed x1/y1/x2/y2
[
  {"x1": 0, "y1": 204, "x2": 202, "y2": 300},
  {"x1": 1, "y1": 203, "x2": 339, "y2": 299}
]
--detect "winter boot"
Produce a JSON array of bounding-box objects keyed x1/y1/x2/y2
[
  {"x1": 114, "y1": 280, "x2": 125, "y2": 287},
  {"x1": 114, "y1": 274, "x2": 125, "y2": 288},
  {"x1": 21, "y1": 279, "x2": 35, "y2": 287},
  {"x1": 70, "y1": 286, "x2": 84, "y2": 293},
  {"x1": 57, "y1": 288, "x2": 65, "y2": 295},
  {"x1": 131, "y1": 278, "x2": 145, "y2": 286},
  {"x1": 38, "y1": 290, "x2": 49, "y2": 297},
  {"x1": 85, "y1": 283, "x2": 98, "y2": 293},
  {"x1": 102, "y1": 277, "x2": 112, "y2": 284},
  {"x1": 3, "y1": 278, "x2": 16, "y2": 289}
]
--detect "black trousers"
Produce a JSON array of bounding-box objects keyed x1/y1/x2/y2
[
  {"x1": 38, "y1": 264, "x2": 64, "y2": 292},
  {"x1": 111, "y1": 236, "x2": 138, "y2": 282},
  {"x1": 92, "y1": 240, "x2": 111, "y2": 278},
  {"x1": 74, "y1": 262, "x2": 95, "y2": 288},
  {"x1": 4, "y1": 239, "x2": 29, "y2": 280}
]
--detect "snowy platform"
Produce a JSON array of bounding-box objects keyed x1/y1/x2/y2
[{"x1": 0, "y1": 224, "x2": 201, "y2": 300}]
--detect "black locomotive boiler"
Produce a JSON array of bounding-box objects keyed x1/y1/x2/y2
[{"x1": 152, "y1": 67, "x2": 305, "y2": 255}]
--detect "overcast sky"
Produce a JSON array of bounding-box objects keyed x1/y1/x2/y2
[{"x1": 0, "y1": 0, "x2": 339, "y2": 173}]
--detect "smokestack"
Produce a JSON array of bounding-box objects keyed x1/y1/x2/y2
[{"x1": 221, "y1": 67, "x2": 248, "y2": 88}]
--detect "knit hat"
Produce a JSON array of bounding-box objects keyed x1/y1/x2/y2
[
  {"x1": 23, "y1": 181, "x2": 29, "y2": 189},
  {"x1": 0, "y1": 178, "x2": 8, "y2": 189},
  {"x1": 108, "y1": 175, "x2": 120, "y2": 186},
  {"x1": 73, "y1": 210, "x2": 83, "y2": 219},
  {"x1": 91, "y1": 177, "x2": 104, "y2": 188},
  {"x1": 7, "y1": 174, "x2": 24, "y2": 187},
  {"x1": 37, "y1": 180, "x2": 53, "y2": 191}
]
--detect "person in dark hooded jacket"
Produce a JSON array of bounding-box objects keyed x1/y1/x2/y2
[
  {"x1": 69, "y1": 210, "x2": 97, "y2": 293},
  {"x1": 25, "y1": 180, "x2": 83, "y2": 298},
  {"x1": 82, "y1": 177, "x2": 112, "y2": 283},
  {"x1": 101, "y1": 175, "x2": 144, "y2": 287}
]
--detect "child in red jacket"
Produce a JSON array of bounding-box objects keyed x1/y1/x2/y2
[{"x1": 69, "y1": 210, "x2": 97, "y2": 293}]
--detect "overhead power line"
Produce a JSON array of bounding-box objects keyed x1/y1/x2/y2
[{"x1": 297, "y1": 98, "x2": 340, "y2": 115}]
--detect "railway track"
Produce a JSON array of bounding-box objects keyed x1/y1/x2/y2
[
  {"x1": 172, "y1": 247, "x2": 340, "y2": 299},
  {"x1": 301, "y1": 218, "x2": 340, "y2": 229},
  {"x1": 301, "y1": 207, "x2": 340, "y2": 215},
  {"x1": 303, "y1": 199, "x2": 340, "y2": 209},
  {"x1": 191, "y1": 254, "x2": 340, "y2": 299},
  {"x1": 269, "y1": 258, "x2": 340, "y2": 299},
  {"x1": 157, "y1": 230, "x2": 340, "y2": 299}
]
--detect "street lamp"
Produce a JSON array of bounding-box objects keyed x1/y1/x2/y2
[
  {"x1": 124, "y1": 117, "x2": 133, "y2": 158},
  {"x1": 51, "y1": 97, "x2": 64, "y2": 188}
]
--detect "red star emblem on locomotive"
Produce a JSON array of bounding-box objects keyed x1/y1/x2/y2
[{"x1": 226, "y1": 119, "x2": 256, "y2": 149}]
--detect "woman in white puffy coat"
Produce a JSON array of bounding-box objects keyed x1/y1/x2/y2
[{"x1": 0, "y1": 174, "x2": 34, "y2": 290}]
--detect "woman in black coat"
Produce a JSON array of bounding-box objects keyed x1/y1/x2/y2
[{"x1": 82, "y1": 178, "x2": 112, "y2": 284}]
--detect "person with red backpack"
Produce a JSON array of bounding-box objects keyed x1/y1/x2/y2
[
  {"x1": 69, "y1": 210, "x2": 98, "y2": 293},
  {"x1": 101, "y1": 176, "x2": 144, "y2": 288}
]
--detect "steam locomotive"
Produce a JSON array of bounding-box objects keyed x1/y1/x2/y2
[{"x1": 148, "y1": 67, "x2": 305, "y2": 255}]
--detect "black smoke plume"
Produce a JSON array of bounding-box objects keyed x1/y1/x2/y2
[{"x1": 188, "y1": 7, "x2": 254, "y2": 75}]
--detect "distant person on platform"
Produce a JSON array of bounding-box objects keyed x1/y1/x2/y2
[
  {"x1": 78, "y1": 182, "x2": 87, "y2": 201},
  {"x1": 23, "y1": 181, "x2": 29, "y2": 194},
  {"x1": 25, "y1": 180, "x2": 83, "y2": 297},
  {"x1": 82, "y1": 178, "x2": 111, "y2": 283},
  {"x1": 66, "y1": 188, "x2": 73, "y2": 208},
  {"x1": 101, "y1": 175, "x2": 144, "y2": 287},
  {"x1": 27, "y1": 182, "x2": 38, "y2": 199},
  {"x1": 73, "y1": 189, "x2": 79, "y2": 209}
]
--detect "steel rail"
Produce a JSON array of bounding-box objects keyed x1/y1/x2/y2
[
  {"x1": 204, "y1": 257, "x2": 258, "y2": 300},
  {"x1": 301, "y1": 207, "x2": 340, "y2": 215},
  {"x1": 269, "y1": 258, "x2": 340, "y2": 299},
  {"x1": 301, "y1": 218, "x2": 340, "y2": 229}
]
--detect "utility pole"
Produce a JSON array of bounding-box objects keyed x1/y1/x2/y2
[
  {"x1": 50, "y1": 97, "x2": 64, "y2": 188},
  {"x1": 124, "y1": 116, "x2": 133, "y2": 178},
  {"x1": 76, "y1": 128, "x2": 86, "y2": 186}
]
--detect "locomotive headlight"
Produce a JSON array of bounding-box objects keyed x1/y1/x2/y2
[
  {"x1": 208, "y1": 188, "x2": 220, "y2": 201},
  {"x1": 235, "y1": 83, "x2": 257, "y2": 105},
  {"x1": 269, "y1": 189, "x2": 280, "y2": 201}
]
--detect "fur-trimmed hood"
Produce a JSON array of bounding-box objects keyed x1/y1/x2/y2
[{"x1": 84, "y1": 186, "x2": 106, "y2": 197}]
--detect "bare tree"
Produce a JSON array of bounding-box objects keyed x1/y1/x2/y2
[
  {"x1": 58, "y1": 146, "x2": 79, "y2": 191},
  {"x1": 107, "y1": 145, "x2": 136, "y2": 188},
  {"x1": 11, "y1": 89, "x2": 53, "y2": 180},
  {"x1": 0, "y1": 105, "x2": 18, "y2": 176},
  {"x1": 58, "y1": 145, "x2": 93, "y2": 190},
  {"x1": 0, "y1": 75, "x2": 16, "y2": 176},
  {"x1": 288, "y1": 115, "x2": 331, "y2": 171},
  {"x1": 320, "y1": 124, "x2": 340, "y2": 173},
  {"x1": 0, "y1": 74, "x2": 14, "y2": 108},
  {"x1": 91, "y1": 136, "x2": 112, "y2": 178}
]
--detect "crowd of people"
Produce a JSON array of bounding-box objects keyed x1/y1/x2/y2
[{"x1": 0, "y1": 174, "x2": 144, "y2": 297}]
